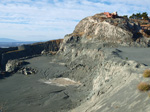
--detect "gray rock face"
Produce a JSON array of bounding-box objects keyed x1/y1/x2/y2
[
  {"x1": 58, "y1": 45, "x2": 150, "y2": 112},
  {"x1": 57, "y1": 13, "x2": 150, "y2": 112},
  {"x1": 59, "y1": 13, "x2": 150, "y2": 50},
  {"x1": 5, "y1": 60, "x2": 27, "y2": 73}
]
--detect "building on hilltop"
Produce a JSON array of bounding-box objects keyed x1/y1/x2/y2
[{"x1": 104, "y1": 11, "x2": 118, "y2": 18}]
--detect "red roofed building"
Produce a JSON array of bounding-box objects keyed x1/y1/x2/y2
[{"x1": 104, "y1": 12, "x2": 118, "y2": 18}]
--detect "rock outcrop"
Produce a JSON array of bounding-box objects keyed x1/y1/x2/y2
[
  {"x1": 19, "y1": 67, "x2": 37, "y2": 75},
  {"x1": 1, "y1": 12, "x2": 150, "y2": 112},
  {"x1": 57, "y1": 13, "x2": 150, "y2": 112},
  {"x1": 59, "y1": 13, "x2": 150, "y2": 52},
  {"x1": 5, "y1": 60, "x2": 28, "y2": 73}
]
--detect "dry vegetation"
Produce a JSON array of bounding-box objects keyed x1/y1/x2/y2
[
  {"x1": 140, "y1": 30, "x2": 150, "y2": 38},
  {"x1": 72, "y1": 32, "x2": 85, "y2": 37},
  {"x1": 137, "y1": 82, "x2": 150, "y2": 91},
  {"x1": 49, "y1": 51, "x2": 57, "y2": 55},
  {"x1": 148, "y1": 92, "x2": 150, "y2": 97},
  {"x1": 137, "y1": 69, "x2": 150, "y2": 96},
  {"x1": 50, "y1": 39, "x2": 63, "y2": 45},
  {"x1": 143, "y1": 69, "x2": 150, "y2": 78},
  {"x1": 87, "y1": 35, "x2": 93, "y2": 39},
  {"x1": 6, "y1": 49, "x2": 22, "y2": 54},
  {"x1": 32, "y1": 39, "x2": 63, "y2": 45}
]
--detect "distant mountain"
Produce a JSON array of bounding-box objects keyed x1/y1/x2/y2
[
  {"x1": 0, "y1": 41, "x2": 37, "y2": 48},
  {"x1": 0, "y1": 38, "x2": 17, "y2": 42},
  {"x1": 0, "y1": 38, "x2": 47, "y2": 48},
  {"x1": 0, "y1": 38, "x2": 38, "y2": 48}
]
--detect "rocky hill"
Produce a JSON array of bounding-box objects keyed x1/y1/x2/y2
[
  {"x1": 59, "y1": 13, "x2": 150, "y2": 51},
  {"x1": 1, "y1": 12, "x2": 150, "y2": 112},
  {"x1": 56, "y1": 13, "x2": 150, "y2": 112}
]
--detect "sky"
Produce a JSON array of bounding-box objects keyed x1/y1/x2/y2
[{"x1": 0, "y1": 0, "x2": 150, "y2": 41}]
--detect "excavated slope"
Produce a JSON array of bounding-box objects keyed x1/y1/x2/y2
[
  {"x1": 1, "y1": 13, "x2": 150, "y2": 112},
  {"x1": 57, "y1": 13, "x2": 150, "y2": 112}
]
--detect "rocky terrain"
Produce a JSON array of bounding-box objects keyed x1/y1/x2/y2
[
  {"x1": 0, "y1": 39, "x2": 63, "y2": 71},
  {"x1": 1, "y1": 12, "x2": 150, "y2": 112}
]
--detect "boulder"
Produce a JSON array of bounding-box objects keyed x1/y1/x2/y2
[
  {"x1": 41, "y1": 50, "x2": 47, "y2": 55},
  {"x1": 5, "y1": 60, "x2": 27, "y2": 73},
  {"x1": 19, "y1": 67, "x2": 37, "y2": 75}
]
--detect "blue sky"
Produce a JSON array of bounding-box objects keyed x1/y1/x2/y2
[{"x1": 0, "y1": 0, "x2": 149, "y2": 41}]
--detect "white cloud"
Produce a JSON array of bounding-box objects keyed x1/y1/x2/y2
[{"x1": 0, "y1": 0, "x2": 149, "y2": 41}]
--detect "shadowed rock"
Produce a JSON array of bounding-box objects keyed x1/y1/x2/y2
[{"x1": 5, "y1": 60, "x2": 29, "y2": 73}]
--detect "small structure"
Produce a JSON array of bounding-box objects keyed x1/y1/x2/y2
[{"x1": 104, "y1": 11, "x2": 118, "y2": 18}]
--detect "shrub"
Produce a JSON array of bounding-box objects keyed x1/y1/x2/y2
[
  {"x1": 137, "y1": 82, "x2": 150, "y2": 91},
  {"x1": 72, "y1": 32, "x2": 84, "y2": 37},
  {"x1": 143, "y1": 69, "x2": 150, "y2": 78},
  {"x1": 6, "y1": 50, "x2": 22, "y2": 54},
  {"x1": 49, "y1": 51, "x2": 57, "y2": 55},
  {"x1": 148, "y1": 92, "x2": 150, "y2": 97}
]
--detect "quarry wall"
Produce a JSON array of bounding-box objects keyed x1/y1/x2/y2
[{"x1": 0, "y1": 39, "x2": 63, "y2": 70}]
